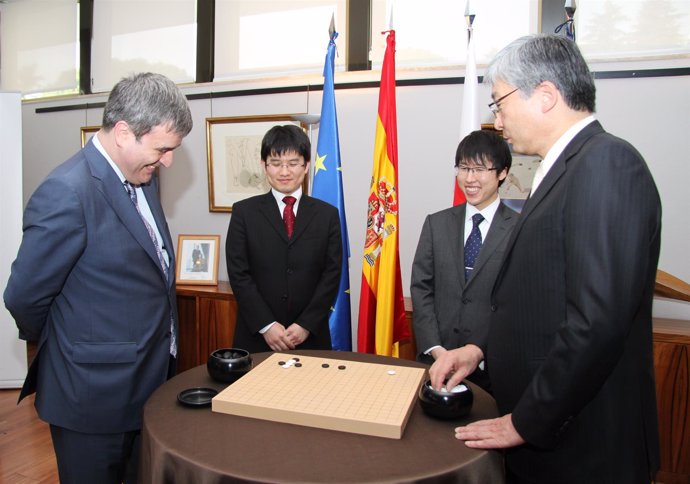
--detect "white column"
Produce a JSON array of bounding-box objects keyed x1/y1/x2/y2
[{"x1": 0, "y1": 92, "x2": 27, "y2": 388}]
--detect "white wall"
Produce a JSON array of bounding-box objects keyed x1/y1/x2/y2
[
  {"x1": 1, "y1": 92, "x2": 27, "y2": 388},
  {"x1": 19, "y1": 68, "x2": 690, "y2": 351}
]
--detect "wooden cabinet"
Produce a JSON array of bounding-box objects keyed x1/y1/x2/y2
[
  {"x1": 176, "y1": 282, "x2": 237, "y2": 372},
  {"x1": 174, "y1": 284, "x2": 416, "y2": 371},
  {"x1": 653, "y1": 318, "x2": 690, "y2": 484}
]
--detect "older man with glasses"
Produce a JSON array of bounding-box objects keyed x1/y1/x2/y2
[
  {"x1": 433, "y1": 34, "x2": 661, "y2": 484},
  {"x1": 226, "y1": 125, "x2": 342, "y2": 353}
]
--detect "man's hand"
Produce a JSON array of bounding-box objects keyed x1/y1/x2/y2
[
  {"x1": 263, "y1": 323, "x2": 295, "y2": 352},
  {"x1": 428, "y1": 345, "x2": 483, "y2": 391},
  {"x1": 454, "y1": 413, "x2": 525, "y2": 449},
  {"x1": 285, "y1": 323, "x2": 309, "y2": 346}
]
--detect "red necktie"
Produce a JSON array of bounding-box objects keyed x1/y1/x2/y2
[{"x1": 283, "y1": 196, "x2": 296, "y2": 238}]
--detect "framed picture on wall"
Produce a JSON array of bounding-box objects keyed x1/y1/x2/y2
[
  {"x1": 176, "y1": 234, "x2": 220, "y2": 285},
  {"x1": 81, "y1": 125, "x2": 100, "y2": 147},
  {"x1": 206, "y1": 114, "x2": 309, "y2": 212},
  {"x1": 481, "y1": 123, "x2": 539, "y2": 213}
]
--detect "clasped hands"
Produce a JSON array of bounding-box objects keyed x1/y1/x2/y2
[
  {"x1": 263, "y1": 322, "x2": 309, "y2": 352},
  {"x1": 429, "y1": 345, "x2": 525, "y2": 449}
]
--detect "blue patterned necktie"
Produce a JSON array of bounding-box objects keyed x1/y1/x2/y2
[
  {"x1": 464, "y1": 213, "x2": 485, "y2": 281},
  {"x1": 124, "y1": 181, "x2": 177, "y2": 357}
]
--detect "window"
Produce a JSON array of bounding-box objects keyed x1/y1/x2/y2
[
  {"x1": 214, "y1": 0, "x2": 347, "y2": 81},
  {"x1": 90, "y1": 0, "x2": 196, "y2": 93},
  {"x1": 576, "y1": 0, "x2": 690, "y2": 60},
  {"x1": 0, "y1": 0, "x2": 79, "y2": 99},
  {"x1": 369, "y1": 0, "x2": 537, "y2": 68}
]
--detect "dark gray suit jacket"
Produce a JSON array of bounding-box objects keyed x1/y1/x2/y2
[
  {"x1": 226, "y1": 191, "x2": 342, "y2": 353},
  {"x1": 4, "y1": 139, "x2": 176, "y2": 434},
  {"x1": 411, "y1": 201, "x2": 517, "y2": 391},
  {"x1": 488, "y1": 121, "x2": 661, "y2": 483}
]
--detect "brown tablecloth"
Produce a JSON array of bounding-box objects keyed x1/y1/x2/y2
[{"x1": 139, "y1": 350, "x2": 505, "y2": 484}]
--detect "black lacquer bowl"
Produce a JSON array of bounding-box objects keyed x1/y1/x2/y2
[
  {"x1": 207, "y1": 348, "x2": 252, "y2": 383},
  {"x1": 418, "y1": 379, "x2": 474, "y2": 420}
]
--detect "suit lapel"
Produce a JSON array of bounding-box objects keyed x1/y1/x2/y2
[
  {"x1": 291, "y1": 195, "x2": 317, "y2": 244},
  {"x1": 470, "y1": 203, "x2": 514, "y2": 281},
  {"x1": 494, "y1": 121, "x2": 605, "y2": 288},
  {"x1": 84, "y1": 141, "x2": 169, "y2": 284},
  {"x1": 259, "y1": 191, "x2": 290, "y2": 243},
  {"x1": 453, "y1": 205, "x2": 468, "y2": 288}
]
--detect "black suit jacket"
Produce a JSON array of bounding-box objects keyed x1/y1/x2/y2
[
  {"x1": 487, "y1": 121, "x2": 661, "y2": 483},
  {"x1": 4, "y1": 140, "x2": 176, "y2": 434},
  {"x1": 410, "y1": 202, "x2": 517, "y2": 391},
  {"x1": 226, "y1": 192, "x2": 342, "y2": 353}
]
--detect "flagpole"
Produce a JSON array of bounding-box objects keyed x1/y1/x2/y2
[
  {"x1": 453, "y1": 0, "x2": 479, "y2": 206},
  {"x1": 311, "y1": 15, "x2": 352, "y2": 351}
]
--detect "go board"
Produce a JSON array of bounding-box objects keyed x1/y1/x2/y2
[{"x1": 212, "y1": 353, "x2": 425, "y2": 439}]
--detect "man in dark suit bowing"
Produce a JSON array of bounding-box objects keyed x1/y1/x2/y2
[
  {"x1": 226, "y1": 125, "x2": 342, "y2": 353},
  {"x1": 411, "y1": 129, "x2": 517, "y2": 392},
  {"x1": 433, "y1": 34, "x2": 661, "y2": 483},
  {"x1": 4, "y1": 72, "x2": 192, "y2": 483}
]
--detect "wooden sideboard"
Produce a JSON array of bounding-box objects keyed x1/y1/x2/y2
[
  {"x1": 176, "y1": 282, "x2": 237, "y2": 372},
  {"x1": 174, "y1": 282, "x2": 416, "y2": 371},
  {"x1": 653, "y1": 318, "x2": 690, "y2": 484}
]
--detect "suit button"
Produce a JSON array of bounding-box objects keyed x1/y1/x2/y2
[
  {"x1": 286, "y1": 269, "x2": 293, "y2": 274},
  {"x1": 453, "y1": 328, "x2": 459, "y2": 334},
  {"x1": 462, "y1": 297, "x2": 471, "y2": 304},
  {"x1": 491, "y1": 305, "x2": 497, "y2": 312},
  {"x1": 281, "y1": 294, "x2": 288, "y2": 300}
]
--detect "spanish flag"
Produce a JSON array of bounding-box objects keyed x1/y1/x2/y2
[{"x1": 357, "y1": 30, "x2": 408, "y2": 356}]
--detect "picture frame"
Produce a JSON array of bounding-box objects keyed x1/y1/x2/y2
[
  {"x1": 176, "y1": 234, "x2": 220, "y2": 286},
  {"x1": 206, "y1": 114, "x2": 309, "y2": 212},
  {"x1": 81, "y1": 125, "x2": 100, "y2": 147},
  {"x1": 481, "y1": 123, "x2": 540, "y2": 213}
]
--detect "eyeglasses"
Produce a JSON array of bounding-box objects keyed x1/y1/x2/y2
[
  {"x1": 265, "y1": 160, "x2": 305, "y2": 170},
  {"x1": 488, "y1": 88, "x2": 519, "y2": 116},
  {"x1": 456, "y1": 166, "x2": 498, "y2": 176}
]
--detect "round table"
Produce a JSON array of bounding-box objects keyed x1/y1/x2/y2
[{"x1": 139, "y1": 350, "x2": 505, "y2": 483}]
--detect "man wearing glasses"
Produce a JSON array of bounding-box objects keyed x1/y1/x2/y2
[
  {"x1": 411, "y1": 129, "x2": 517, "y2": 393},
  {"x1": 433, "y1": 34, "x2": 661, "y2": 483},
  {"x1": 226, "y1": 125, "x2": 342, "y2": 353}
]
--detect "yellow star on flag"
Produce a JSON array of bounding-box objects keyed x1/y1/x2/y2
[{"x1": 314, "y1": 153, "x2": 327, "y2": 175}]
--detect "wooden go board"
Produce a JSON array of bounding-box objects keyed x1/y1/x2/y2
[{"x1": 212, "y1": 353, "x2": 425, "y2": 439}]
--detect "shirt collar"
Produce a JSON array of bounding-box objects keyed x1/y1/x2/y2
[
  {"x1": 465, "y1": 195, "x2": 501, "y2": 226},
  {"x1": 540, "y1": 115, "x2": 596, "y2": 179},
  {"x1": 272, "y1": 187, "x2": 303, "y2": 205},
  {"x1": 92, "y1": 133, "x2": 127, "y2": 184}
]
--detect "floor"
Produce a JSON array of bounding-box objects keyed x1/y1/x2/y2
[{"x1": 0, "y1": 389, "x2": 58, "y2": 483}]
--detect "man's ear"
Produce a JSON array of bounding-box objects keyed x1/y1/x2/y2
[
  {"x1": 536, "y1": 81, "x2": 559, "y2": 113},
  {"x1": 113, "y1": 120, "x2": 133, "y2": 146}
]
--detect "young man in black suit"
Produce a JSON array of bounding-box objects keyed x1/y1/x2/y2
[
  {"x1": 431, "y1": 34, "x2": 661, "y2": 484},
  {"x1": 226, "y1": 125, "x2": 342, "y2": 353}
]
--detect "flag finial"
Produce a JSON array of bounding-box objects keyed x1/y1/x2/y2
[
  {"x1": 555, "y1": 0, "x2": 576, "y2": 41},
  {"x1": 329, "y1": 13, "x2": 335, "y2": 39}
]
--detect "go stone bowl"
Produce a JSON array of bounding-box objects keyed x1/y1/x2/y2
[
  {"x1": 418, "y1": 379, "x2": 474, "y2": 420},
  {"x1": 207, "y1": 348, "x2": 252, "y2": 384}
]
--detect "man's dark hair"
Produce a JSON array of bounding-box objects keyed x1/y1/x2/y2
[{"x1": 261, "y1": 125, "x2": 311, "y2": 162}]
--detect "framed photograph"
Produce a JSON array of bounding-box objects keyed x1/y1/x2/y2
[
  {"x1": 481, "y1": 123, "x2": 540, "y2": 213},
  {"x1": 206, "y1": 114, "x2": 308, "y2": 212},
  {"x1": 81, "y1": 125, "x2": 100, "y2": 147},
  {"x1": 176, "y1": 234, "x2": 220, "y2": 285}
]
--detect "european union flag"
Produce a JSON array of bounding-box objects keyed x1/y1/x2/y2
[{"x1": 312, "y1": 30, "x2": 352, "y2": 351}]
